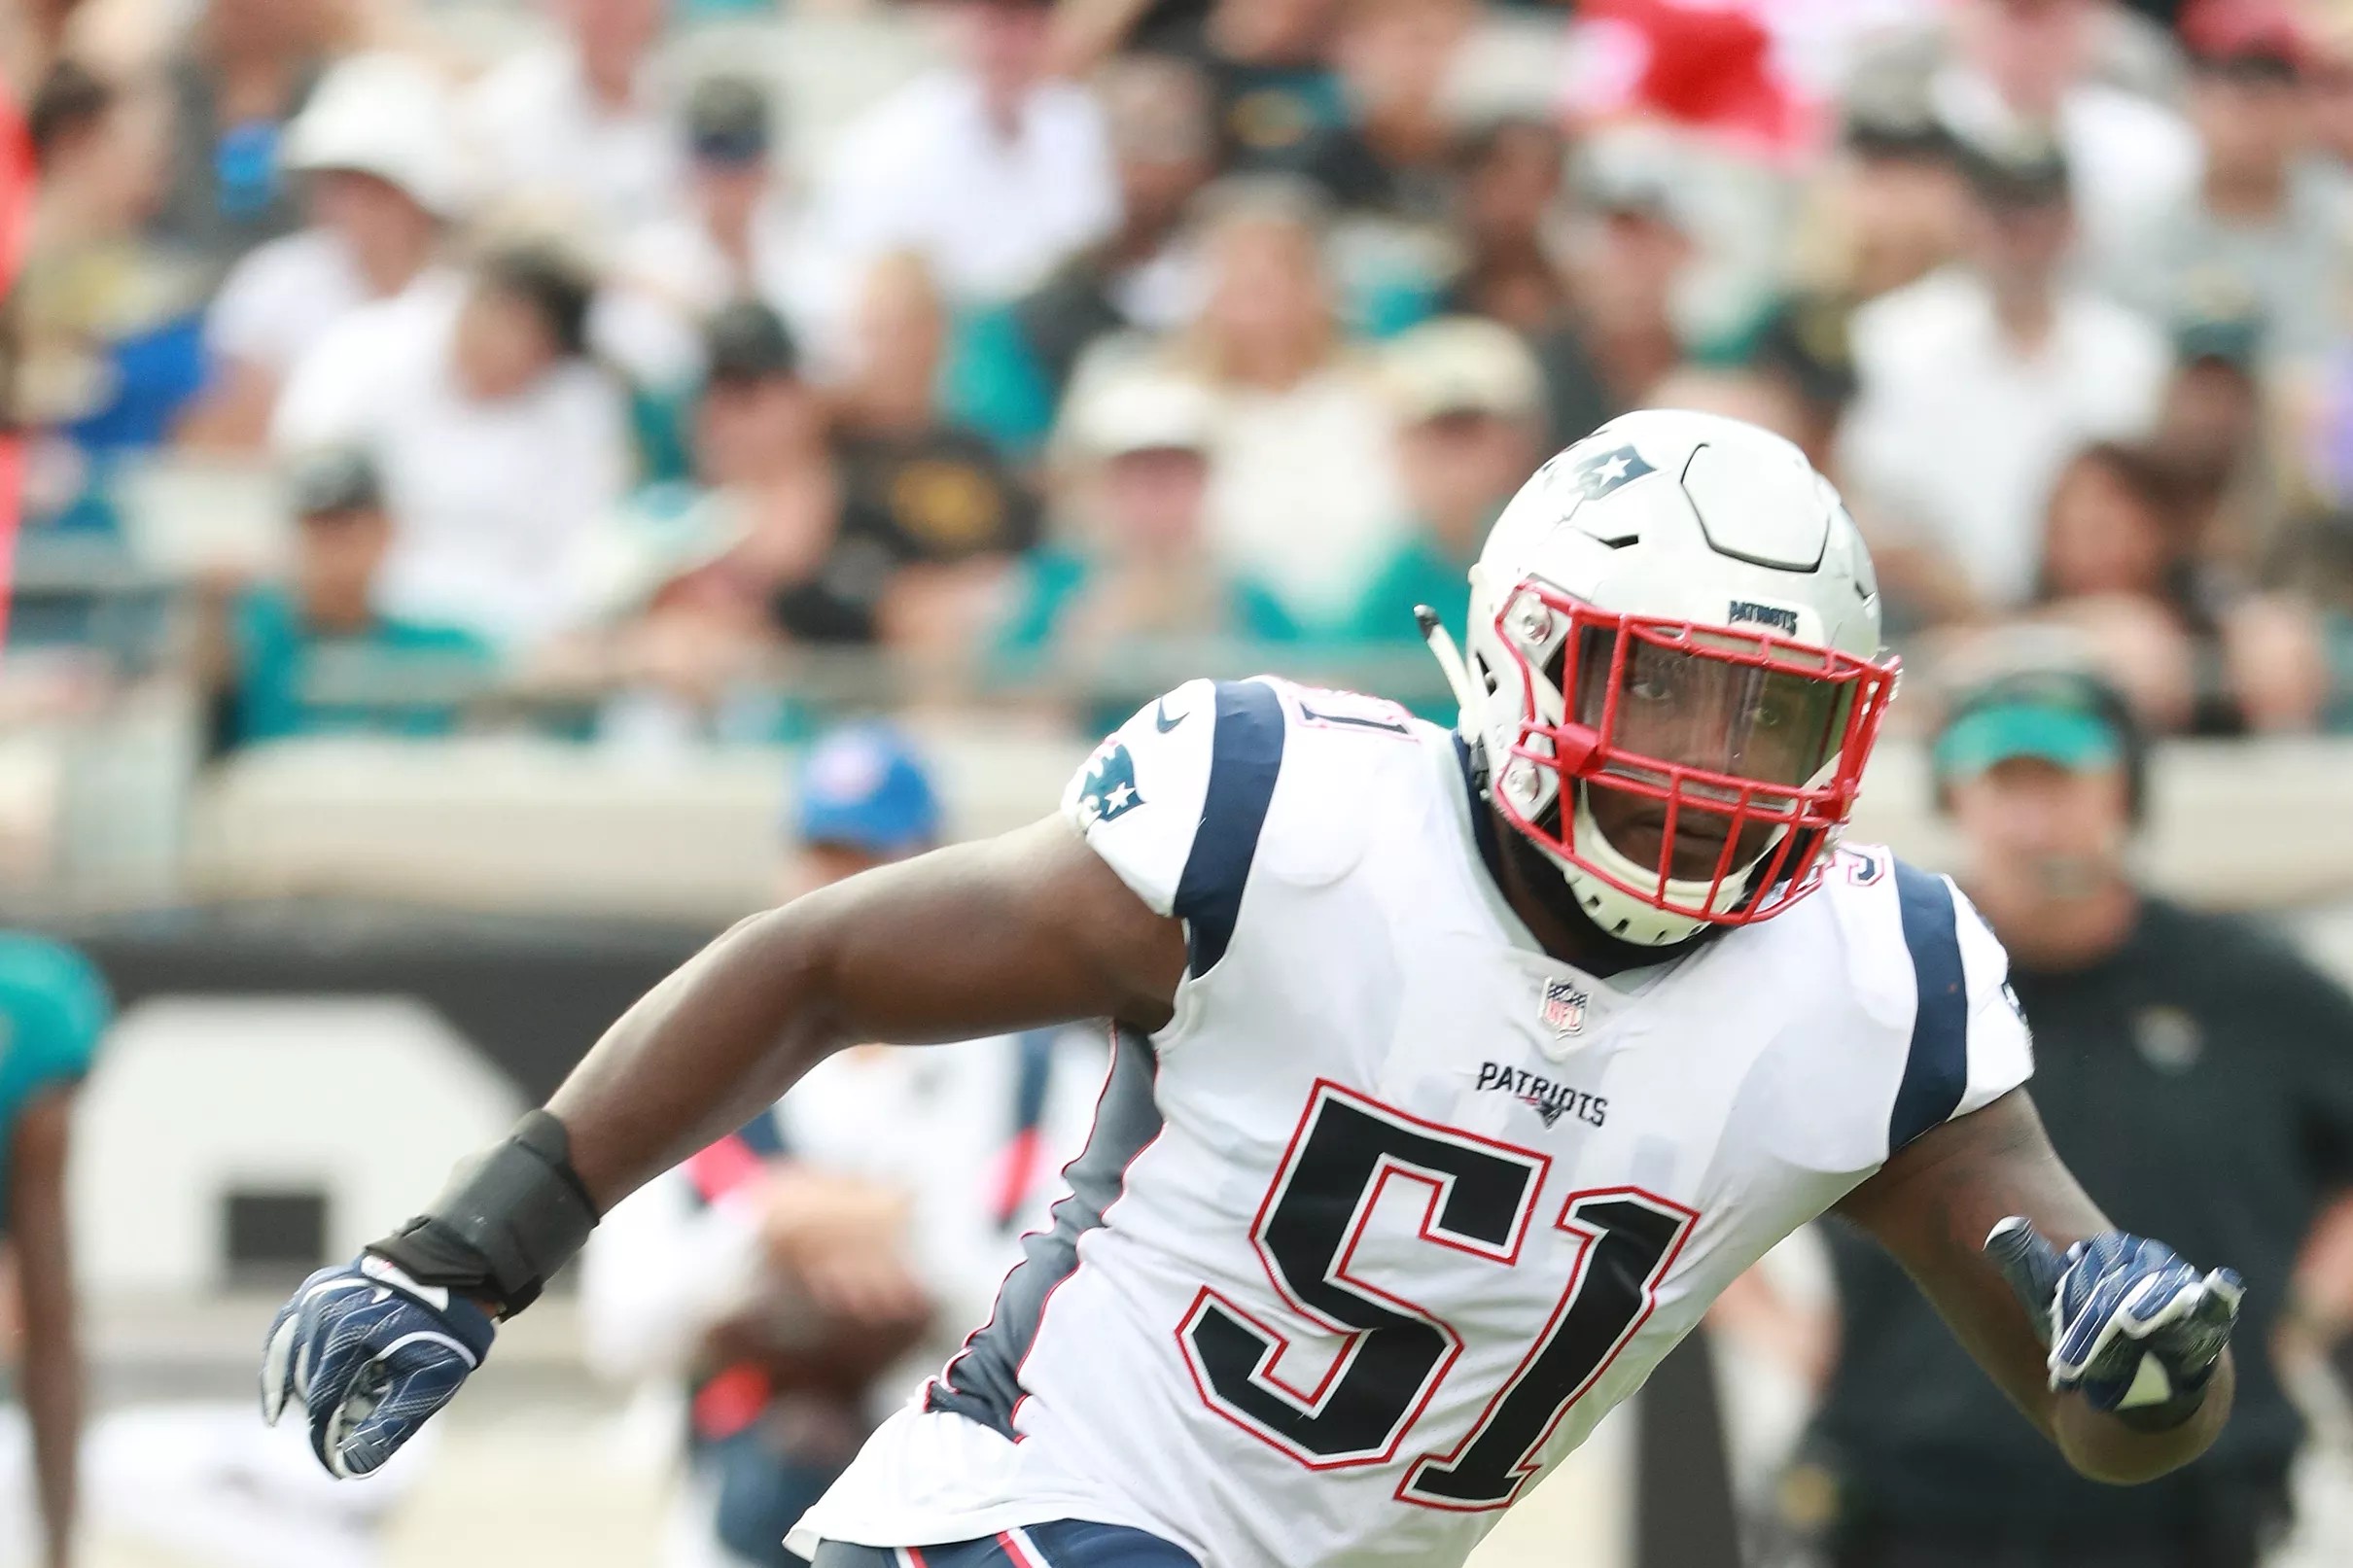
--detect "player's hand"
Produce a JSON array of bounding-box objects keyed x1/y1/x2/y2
[
  {"x1": 1985, "y1": 1217, "x2": 2242, "y2": 1416},
  {"x1": 261, "y1": 1254, "x2": 496, "y2": 1478}
]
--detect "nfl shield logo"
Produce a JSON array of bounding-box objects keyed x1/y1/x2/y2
[{"x1": 1539, "y1": 979, "x2": 1588, "y2": 1039}]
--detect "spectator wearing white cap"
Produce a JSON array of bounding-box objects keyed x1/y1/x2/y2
[
  {"x1": 1003, "y1": 368, "x2": 1288, "y2": 689},
  {"x1": 810, "y1": 0, "x2": 1117, "y2": 311},
  {"x1": 1347, "y1": 316, "x2": 1546, "y2": 647},
  {"x1": 188, "y1": 53, "x2": 465, "y2": 449},
  {"x1": 460, "y1": 0, "x2": 685, "y2": 242}
]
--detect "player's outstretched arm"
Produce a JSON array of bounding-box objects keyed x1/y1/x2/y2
[
  {"x1": 548, "y1": 815, "x2": 1185, "y2": 1205},
  {"x1": 263, "y1": 815, "x2": 1186, "y2": 1477},
  {"x1": 1836, "y1": 1089, "x2": 2238, "y2": 1486}
]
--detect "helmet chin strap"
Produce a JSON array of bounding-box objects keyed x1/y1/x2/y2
[{"x1": 1415, "y1": 606, "x2": 1486, "y2": 739}]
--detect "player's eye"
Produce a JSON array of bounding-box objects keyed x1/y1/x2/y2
[{"x1": 1628, "y1": 674, "x2": 1673, "y2": 703}]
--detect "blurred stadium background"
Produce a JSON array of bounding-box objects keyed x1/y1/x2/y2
[{"x1": 12, "y1": 0, "x2": 2353, "y2": 1563}]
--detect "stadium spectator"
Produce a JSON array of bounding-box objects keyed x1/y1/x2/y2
[
  {"x1": 1437, "y1": 116, "x2": 1616, "y2": 453},
  {"x1": 183, "y1": 52, "x2": 464, "y2": 449},
  {"x1": 1792, "y1": 93, "x2": 1964, "y2": 304},
  {"x1": 604, "y1": 303, "x2": 857, "y2": 729},
  {"x1": 1745, "y1": 292, "x2": 1864, "y2": 477},
  {"x1": 1350, "y1": 316, "x2": 1545, "y2": 647},
  {"x1": 596, "y1": 74, "x2": 833, "y2": 391},
  {"x1": 2110, "y1": 0, "x2": 2353, "y2": 367},
  {"x1": 271, "y1": 239, "x2": 631, "y2": 647},
  {"x1": 1915, "y1": 0, "x2": 2200, "y2": 279},
  {"x1": 1843, "y1": 135, "x2": 2170, "y2": 622},
  {"x1": 460, "y1": 0, "x2": 683, "y2": 242},
  {"x1": 1000, "y1": 370, "x2": 1285, "y2": 725},
  {"x1": 985, "y1": 53, "x2": 1216, "y2": 432},
  {"x1": 2155, "y1": 304, "x2": 2289, "y2": 575},
  {"x1": 2034, "y1": 441, "x2": 2324, "y2": 734},
  {"x1": 1153, "y1": 0, "x2": 1351, "y2": 185},
  {"x1": 595, "y1": 291, "x2": 1040, "y2": 743},
  {"x1": 148, "y1": 0, "x2": 330, "y2": 284},
  {"x1": 1558, "y1": 164, "x2": 1694, "y2": 417},
  {"x1": 214, "y1": 447, "x2": 490, "y2": 748},
  {"x1": 829, "y1": 256, "x2": 1040, "y2": 653},
  {"x1": 1439, "y1": 116, "x2": 1566, "y2": 331},
  {"x1": 1294, "y1": 0, "x2": 1473, "y2": 222},
  {"x1": 1148, "y1": 183, "x2": 1407, "y2": 633},
  {"x1": 0, "y1": 937, "x2": 111, "y2": 1568},
  {"x1": 17, "y1": 56, "x2": 198, "y2": 531},
  {"x1": 811, "y1": 0, "x2": 1117, "y2": 312},
  {"x1": 1792, "y1": 651, "x2": 2353, "y2": 1568},
  {"x1": 580, "y1": 724, "x2": 1100, "y2": 1568}
]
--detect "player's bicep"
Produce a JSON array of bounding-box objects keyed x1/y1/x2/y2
[
  {"x1": 800, "y1": 814, "x2": 1187, "y2": 1044},
  {"x1": 1838, "y1": 1089, "x2": 2111, "y2": 1437}
]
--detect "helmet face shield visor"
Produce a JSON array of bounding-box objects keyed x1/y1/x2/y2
[{"x1": 1492, "y1": 581, "x2": 1899, "y2": 926}]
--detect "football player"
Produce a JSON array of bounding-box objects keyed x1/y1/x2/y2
[{"x1": 263, "y1": 412, "x2": 2244, "y2": 1568}]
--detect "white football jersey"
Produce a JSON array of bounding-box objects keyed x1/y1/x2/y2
[{"x1": 791, "y1": 677, "x2": 2032, "y2": 1568}]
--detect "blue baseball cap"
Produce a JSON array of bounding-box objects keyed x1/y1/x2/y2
[{"x1": 790, "y1": 724, "x2": 942, "y2": 856}]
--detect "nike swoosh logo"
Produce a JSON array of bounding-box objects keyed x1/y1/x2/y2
[{"x1": 1154, "y1": 701, "x2": 1187, "y2": 732}]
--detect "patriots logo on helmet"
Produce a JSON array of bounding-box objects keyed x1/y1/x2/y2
[
  {"x1": 1568, "y1": 444, "x2": 1655, "y2": 500},
  {"x1": 1077, "y1": 743, "x2": 1144, "y2": 825}
]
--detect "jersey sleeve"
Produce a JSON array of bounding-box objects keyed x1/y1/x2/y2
[
  {"x1": 1060, "y1": 679, "x2": 1285, "y2": 975},
  {"x1": 1885, "y1": 865, "x2": 2034, "y2": 1156}
]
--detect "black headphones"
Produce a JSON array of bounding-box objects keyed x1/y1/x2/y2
[{"x1": 1928, "y1": 661, "x2": 2149, "y2": 825}]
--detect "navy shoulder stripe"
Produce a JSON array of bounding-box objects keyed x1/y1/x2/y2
[
  {"x1": 1172, "y1": 679, "x2": 1285, "y2": 977},
  {"x1": 1887, "y1": 861, "x2": 1970, "y2": 1155}
]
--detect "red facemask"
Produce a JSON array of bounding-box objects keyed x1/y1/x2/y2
[{"x1": 1487, "y1": 580, "x2": 1901, "y2": 927}]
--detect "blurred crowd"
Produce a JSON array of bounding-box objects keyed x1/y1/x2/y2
[{"x1": 15, "y1": 0, "x2": 2353, "y2": 750}]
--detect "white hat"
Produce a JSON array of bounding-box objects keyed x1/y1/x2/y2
[
  {"x1": 1063, "y1": 370, "x2": 1217, "y2": 460},
  {"x1": 1384, "y1": 317, "x2": 1547, "y2": 426},
  {"x1": 283, "y1": 53, "x2": 467, "y2": 219}
]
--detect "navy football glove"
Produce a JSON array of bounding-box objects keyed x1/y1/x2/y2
[
  {"x1": 260, "y1": 1254, "x2": 496, "y2": 1478},
  {"x1": 1985, "y1": 1216, "x2": 2242, "y2": 1419}
]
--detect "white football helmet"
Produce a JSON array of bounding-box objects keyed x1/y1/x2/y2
[{"x1": 1439, "y1": 409, "x2": 1899, "y2": 946}]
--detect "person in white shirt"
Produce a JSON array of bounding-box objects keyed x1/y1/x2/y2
[
  {"x1": 595, "y1": 75, "x2": 836, "y2": 390},
  {"x1": 1843, "y1": 134, "x2": 2170, "y2": 621},
  {"x1": 1151, "y1": 180, "x2": 1407, "y2": 633},
  {"x1": 1925, "y1": 0, "x2": 2199, "y2": 282},
  {"x1": 460, "y1": 0, "x2": 684, "y2": 242},
  {"x1": 271, "y1": 242, "x2": 631, "y2": 649},
  {"x1": 581, "y1": 725, "x2": 1104, "y2": 1568},
  {"x1": 810, "y1": 0, "x2": 1118, "y2": 311},
  {"x1": 191, "y1": 52, "x2": 466, "y2": 449}
]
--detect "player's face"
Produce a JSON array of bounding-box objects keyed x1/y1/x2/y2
[
  {"x1": 1574, "y1": 636, "x2": 1851, "y2": 882},
  {"x1": 1948, "y1": 756, "x2": 2130, "y2": 900}
]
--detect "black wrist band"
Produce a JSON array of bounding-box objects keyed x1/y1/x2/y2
[{"x1": 366, "y1": 1109, "x2": 600, "y2": 1316}]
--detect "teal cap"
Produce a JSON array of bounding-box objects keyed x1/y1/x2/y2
[{"x1": 1932, "y1": 698, "x2": 2123, "y2": 781}]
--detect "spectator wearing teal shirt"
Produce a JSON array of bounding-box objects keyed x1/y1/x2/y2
[
  {"x1": 1349, "y1": 317, "x2": 1549, "y2": 654},
  {"x1": 998, "y1": 369, "x2": 1293, "y2": 729},
  {"x1": 0, "y1": 935, "x2": 112, "y2": 1568},
  {"x1": 224, "y1": 449, "x2": 490, "y2": 748}
]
